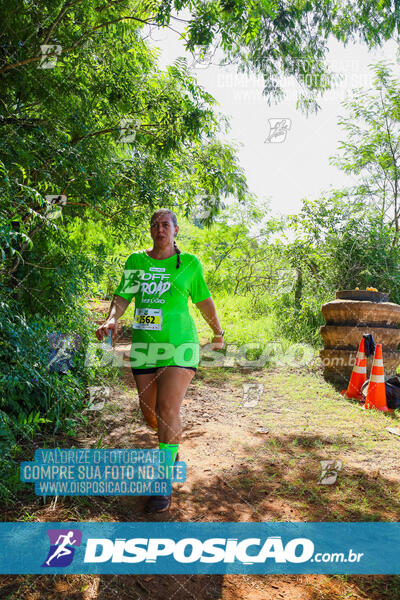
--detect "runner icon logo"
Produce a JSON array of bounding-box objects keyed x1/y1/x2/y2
[{"x1": 42, "y1": 529, "x2": 82, "y2": 567}]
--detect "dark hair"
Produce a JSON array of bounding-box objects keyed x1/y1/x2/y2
[{"x1": 150, "y1": 208, "x2": 181, "y2": 269}]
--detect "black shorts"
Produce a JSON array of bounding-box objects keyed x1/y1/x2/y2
[{"x1": 131, "y1": 366, "x2": 197, "y2": 375}]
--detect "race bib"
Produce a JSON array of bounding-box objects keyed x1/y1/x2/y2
[{"x1": 133, "y1": 308, "x2": 162, "y2": 330}]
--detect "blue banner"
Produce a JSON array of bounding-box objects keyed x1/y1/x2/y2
[
  {"x1": 20, "y1": 449, "x2": 186, "y2": 496},
  {"x1": 0, "y1": 522, "x2": 399, "y2": 574}
]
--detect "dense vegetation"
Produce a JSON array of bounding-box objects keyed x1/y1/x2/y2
[{"x1": 1, "y1": 0, "x2": 399, "y2": 501}]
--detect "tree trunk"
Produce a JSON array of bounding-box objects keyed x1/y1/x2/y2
[{"x1": 294, "y1": 267, "x2": 303, "y2": 309}]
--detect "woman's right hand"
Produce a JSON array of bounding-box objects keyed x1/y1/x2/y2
[{"x1": 95, "y1": 318, "x2": 117, "y2": 342}]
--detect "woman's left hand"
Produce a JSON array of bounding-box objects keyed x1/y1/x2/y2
[{"x1": 210, "y1": 334, "x2": 224, "y2": 350}]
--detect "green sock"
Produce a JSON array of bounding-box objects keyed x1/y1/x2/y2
[{"x1": 159, "y1": 442, "x2": 179, "y2": 481}]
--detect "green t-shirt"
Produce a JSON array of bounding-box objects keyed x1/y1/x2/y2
[{"x1": 113, "y1": 250, "x2": 211, "y2": 368}]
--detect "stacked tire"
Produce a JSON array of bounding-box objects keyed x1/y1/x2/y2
[{"x1": 320, "y1": 290, "x2": 400, "y2": 383}]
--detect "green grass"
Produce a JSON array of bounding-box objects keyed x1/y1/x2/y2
[{"x1": 191, "y1": 292, "x2": 277, "y2": 345}]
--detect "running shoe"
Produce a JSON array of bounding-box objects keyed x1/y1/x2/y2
[
  {"x1": 143, "y1": 452, "x2": 179, "y2": 513},
  {"x1": 144, "y1": 493, "x2": 171, "y2": 513}
]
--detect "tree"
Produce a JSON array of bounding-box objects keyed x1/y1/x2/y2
[
  {"x1": 179, "y1": 199, "x2": 285, "y2": 300},
  {"x1": 0, "y1": 2, "x2": 251, "y2": 306},
  {"x1": 284, "y1": 192, "x2": 400, "y2": 340},
  {"x1": 155, "y1": 0, "x2": 398, "y2": 113},
  {"x1": 331, "y1": 61, "x2": 400, "y2": 246},
  {"x1": 0, "y1": 0, "x2": 254, "y2": 484}
]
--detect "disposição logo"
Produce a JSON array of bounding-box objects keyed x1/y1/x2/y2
[{"x1": 42, "y1": 529, "x2": 82, "y2": 567}]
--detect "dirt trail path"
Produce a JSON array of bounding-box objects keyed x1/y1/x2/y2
[
  {"x1": 63, "y1": 335, "x2": 400, "y2": 599},
  {"x1": 2, "y1": 306, "x2": 400, "y2": 599}
]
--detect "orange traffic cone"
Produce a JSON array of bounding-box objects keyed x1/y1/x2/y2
[
  {"x1": 341, "y1": 337, "x2": 367, "y2": 400},
  {"x1": 363, "y1": 344, "x2": 392, "y2": 412}
]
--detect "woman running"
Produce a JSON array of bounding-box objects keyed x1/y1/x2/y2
[{"x1": 96, "y1": 208, "x2": 224, "y2": 512}]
